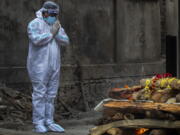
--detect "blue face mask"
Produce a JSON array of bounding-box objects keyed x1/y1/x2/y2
[{"x1": 44, "y1": 16, "x2": 57, "y2": 25}]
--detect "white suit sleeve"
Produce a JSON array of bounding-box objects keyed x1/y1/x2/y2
[
  {"x1": 28, "y1": 21, "x2": 53, "y2": 46},
  {"x1": 55, "y1": 28, "x2": 70, "y2": 46}
]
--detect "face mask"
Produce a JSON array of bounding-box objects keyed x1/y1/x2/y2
[{"x1": 44, "y1": 16, "x2": 57, "y2": 25}]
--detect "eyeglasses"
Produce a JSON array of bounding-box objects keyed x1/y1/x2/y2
[{"x1": 43, "y1": 11, "x2": 57, "y2": 17}]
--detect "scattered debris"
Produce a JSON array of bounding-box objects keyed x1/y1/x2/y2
[{"x1": 0, "y1": 86, "x2": 32, "y2": 123}]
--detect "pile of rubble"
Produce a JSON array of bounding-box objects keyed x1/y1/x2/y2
[
  {"x1": 0, "y1": 86, "x2": 80, "y2": 123},
  {"x1": 0, "y1": 86, "x2": 32, "y2": 123}
]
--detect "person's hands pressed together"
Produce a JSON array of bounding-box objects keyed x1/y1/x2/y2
[{"x1": 51, "y1": 20, "x2": 61, "y2": 37}]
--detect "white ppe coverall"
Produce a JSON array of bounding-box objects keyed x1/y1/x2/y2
[{"x1": 27, "y1": 9, "x2": 69, "y2": 126}]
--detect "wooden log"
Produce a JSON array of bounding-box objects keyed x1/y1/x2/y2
[
  {"x1": 105, "y1": 112, "x2": 135, "y2": 121},
  {"x1": 112, "y1": 113, "x2": 124, "y2": 120},
  {"x1": 103, "y1": 101, "x2": 180, "y2": 114},
  {"x1": 89, "y1": 119, "x2": 180, "y2": 135},
  {"x1": 106, "y1": 128, "x2": 123, "y2": 135},
  {"x1": 176, "y1": 93, "x2": 180, "y2": 102},
  {"x1": 103, "y1": 109, "x2": 177, "y2": 124},
  {"x1": 109, "y1": 89, "x2": 133, "y2": 99},
  {"x1": 109, "y1": 86, "x2": 142, "y2": 99},
  {"x1": 123, "y1": 113, "x2": 135, "y2": 120},
  {"x1": 59, "y1": 99, "x2": 78, "y2": 115},
  {"x1": 149, "y1": 129, "x2": 167, "y2": 135},
  {"x1": 145, "y1": 110, "x2": 176, "y2": 120}
]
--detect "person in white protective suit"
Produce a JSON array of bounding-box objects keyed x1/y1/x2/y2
[{"x1": 27, "y1": 1, "x2": 69, "y2": 133}]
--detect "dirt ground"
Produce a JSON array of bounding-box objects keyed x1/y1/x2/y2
[{"x1": 0, "y1": 111, "x2": 102, "y2": 135}]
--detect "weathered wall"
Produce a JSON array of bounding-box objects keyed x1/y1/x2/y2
[
  {"x1": 0, "y1": 0, "x2": 165, "y2": 110},
  {"x1": 165, "y1": 0, "x2": 178, "y2": 36},
  {"x1": 159, "y1": 0, "x2": 166, "y2": 56},
  {"x1": 117, "y1": 0, "x2": 161, "y2": 63}
]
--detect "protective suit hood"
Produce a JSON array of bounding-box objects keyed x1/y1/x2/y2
[
  {"x1": 36, "y1": 8, "x2": 44, "y2": 19},
  {"x1": 36, "y1": 1, "x2": 60, "y2": 19}
]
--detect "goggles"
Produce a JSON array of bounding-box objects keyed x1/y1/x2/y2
[{"x1": 47, "y1": 9, "x2": 58, "y2": 15}]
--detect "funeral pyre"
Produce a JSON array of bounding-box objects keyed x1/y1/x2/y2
[{"x1": 90, "y1": 73, "x2": 180, "y2": 135}]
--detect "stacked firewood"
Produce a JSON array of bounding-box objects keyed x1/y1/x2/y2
[
  {"x1": 109, "y1": 74, "x2": 180, "y2": 104},
  {"x1": 0, "y1": 86, "x2": 32, "y2": 123},
  {"x1": 90, "y1": 100, "x2": 180, "y2": 135}
]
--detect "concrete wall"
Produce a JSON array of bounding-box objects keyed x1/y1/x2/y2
[
  {"x1": 159, "y1": 0, "x2": 166, "y2": 55},
  {"x1": 0, "y1": 0, "x2": 165, "y2": 109},
  {"x1": 165, "y1": 0, "x2": 178, "y2": 36},
  {"x1": 117, "y1": 0, "x2": 161, "y2": 63}
]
